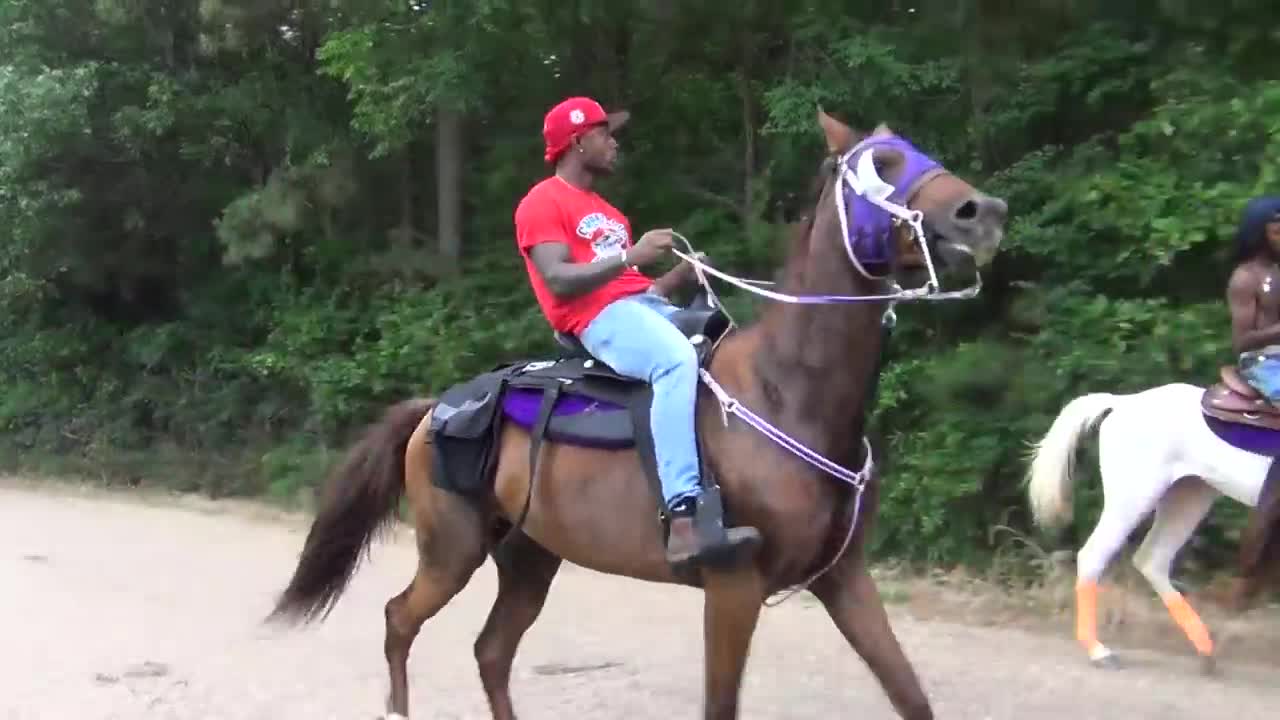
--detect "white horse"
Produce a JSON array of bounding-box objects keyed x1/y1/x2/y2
[{"x1": 1025, "y1": 381, "x2": 1274, "y2": 671}]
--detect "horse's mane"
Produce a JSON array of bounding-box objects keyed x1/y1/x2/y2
[{"x1": 778, "y1": 153, "x2": 842, "y2": 289}]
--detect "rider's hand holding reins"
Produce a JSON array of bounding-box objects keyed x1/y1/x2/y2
[{"x1": 628, "y1": 228, "x2": 676, "y2": 267}]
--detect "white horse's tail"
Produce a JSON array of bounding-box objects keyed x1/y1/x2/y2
[{"x1": 1027, "y1": 393, "x2": 1120, "y2": 529}]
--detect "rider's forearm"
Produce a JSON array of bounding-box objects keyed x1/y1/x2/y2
[
  {"x1": 649, "y1": 265, "x2": 690, "y2": 298},
  {"x1": 543, "y1": 253, "x2": 632, "y2": 299},
  {"x1": 1235, "y1": 325, "x2": 1280, "y2": 354}
]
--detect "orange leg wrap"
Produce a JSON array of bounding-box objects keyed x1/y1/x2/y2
[
  {"x1": 1075, "y1": 580, "x2": 1102, "y2": 656},
  {"x1": 1162, "y1": 593, "x2": 1214, "y2": 657}
]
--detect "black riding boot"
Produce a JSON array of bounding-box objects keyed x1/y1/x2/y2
[{"x1": 664, "y1": 489, "x2": 761, "y2": 569}]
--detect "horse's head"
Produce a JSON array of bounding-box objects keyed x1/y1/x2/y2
[{"x1": 815, "y1": 110, "x2": 1006, "y2": 288}]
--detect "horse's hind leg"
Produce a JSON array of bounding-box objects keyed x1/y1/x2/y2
[
  {"x1": 384, "y1": 497, "x2": 486, "y2": 718},
  {"x1": 1130, "y1": 476, "x2": 1218, "y2": 672},
  {"x1": 1073, "y1": 428, "x2": 1167, "y2": 668},
  {"x1": 385, "y1": 420, "x2": 488, "y2": 719},
  {"x1": 1073, "y1": 501, "x2": 1147, "y2": 667},
  {"x1": 473, "y1": 533, "x2": 562, "y2": 720},
  {"x1": 811, "y1": 560, "x2": 931, "y2": 720}
]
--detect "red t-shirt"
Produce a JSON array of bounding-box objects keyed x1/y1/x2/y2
[{"x1": 514, "y1": 177, "x2": 652, "y2": 334}]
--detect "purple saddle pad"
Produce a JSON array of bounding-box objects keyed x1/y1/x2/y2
[
  {"x1": 501, "y1": 387, "x2": 633, "y2": 449},
  {"x1": 1202, "y1": 413, "x2": 1280, "y2": 457}
]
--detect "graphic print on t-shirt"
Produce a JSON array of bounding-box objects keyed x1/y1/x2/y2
[{"x1": 575, "y1": 211, "x2": 630, "y2": 261}]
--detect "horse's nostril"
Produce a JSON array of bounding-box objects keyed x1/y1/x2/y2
[{"x1": 954, "y1": 199, "x2": 977, "y2": 221}]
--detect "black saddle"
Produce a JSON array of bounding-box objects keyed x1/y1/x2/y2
[{"x1": 552, "y1": 290, "x2": 731, "y2": 366}]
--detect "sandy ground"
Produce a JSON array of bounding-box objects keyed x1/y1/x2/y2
[{"x1": 3, "y1": 476, "x2": 1279, "y2": 720}]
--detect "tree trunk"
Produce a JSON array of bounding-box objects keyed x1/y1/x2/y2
[
  {"x1": 738, "y1": 11, "x2": 757, "y2": 234},
  {"x1": 965, "y1": 0, "x2": 995, "y2": 170},
  {"x1": 396, "y1": 148, "x2": 414, "y2": 246},
  {"x1": 435, "y1": 106, "x2": 465, "y2": 274}
]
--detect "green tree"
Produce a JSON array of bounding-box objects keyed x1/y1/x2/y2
[{"x1": 0, "y1": 0, "x2": 1271, "y2": 568}]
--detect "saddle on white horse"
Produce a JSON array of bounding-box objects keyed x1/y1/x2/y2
[{"x1": 1202, "y1": 365, "x2": 1280, "y2": 430}]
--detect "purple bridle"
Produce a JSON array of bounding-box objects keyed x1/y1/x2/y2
[
  {"x1": 671, "y1": 133, "x2": 977, "y2": 306},
  {"x1": 840, "y1": 135, "x2": 942, "y2": 278}
]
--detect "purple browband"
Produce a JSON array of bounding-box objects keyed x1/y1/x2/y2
[{"x1": 843, "y1": 135, "x2": 941, "y2": 273}]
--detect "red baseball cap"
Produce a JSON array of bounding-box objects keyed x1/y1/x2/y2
[{"x1": 542, "y1": 96, "x2": 630, "y2": 164}]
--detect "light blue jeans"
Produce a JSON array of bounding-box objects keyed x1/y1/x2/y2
[
  {"x1": 1240, "y1": 345, "x2": 1280, "y2": 403},
  {"x1": 579, "y1": 292, "x2": 701, "y2": 507}
]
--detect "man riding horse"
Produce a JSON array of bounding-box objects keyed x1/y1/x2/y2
[
  {"x1": 1225, "y1": 194, "x2": 1280, "y2": 608},
  {"x1": 272, "y1": 102, "x2": 1008, "y2": 720},
  {"x1": 1228, "y1": 195, "x2": 1280, "y2": 399},
  {"x1": 512, "y1": 96, "x2": 762, "y2": 568}
]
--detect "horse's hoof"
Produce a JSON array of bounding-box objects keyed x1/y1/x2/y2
[
  {"x1": 1090, "y1": 653, "x2": 1122, "y2": 670},
  {"x1": 1200, "y1": 655, "x2": 1219, "y2": 676}
]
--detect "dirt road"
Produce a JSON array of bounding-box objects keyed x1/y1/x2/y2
[{"x1": 3, "y1": 477, "x2": 1277, "y2": 719}]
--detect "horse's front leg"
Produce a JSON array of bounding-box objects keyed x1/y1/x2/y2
[
  {"x1": 701, "y1": 566, "x2": 766, "y2": 720},
  {"x1": 810, "y1": 557, "x2": 932, "y2": 720}
]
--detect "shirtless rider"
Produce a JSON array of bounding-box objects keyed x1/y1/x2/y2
[
  {"x1": 1224, "y1": 195, "x2": 1280, "y2": 610},
  {"x1": 1226, "y1": 195, "x2": 1280, "y2": 401}
]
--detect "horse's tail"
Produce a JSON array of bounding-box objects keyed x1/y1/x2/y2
[
  {"x1": 1026, "y1": 393, "x2": 1119, "y2": 530},
  {"x1": 268, "y1": 397, "x2": 435, "y2": 625}
]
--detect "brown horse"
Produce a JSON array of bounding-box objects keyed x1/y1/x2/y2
[{"x1": 268, "y1": 111, "x2": 1007, "y2": 720}]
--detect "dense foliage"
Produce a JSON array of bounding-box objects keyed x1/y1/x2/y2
[{"x1": 2, "y1": 0, "x2": 1276, "y2": 567}]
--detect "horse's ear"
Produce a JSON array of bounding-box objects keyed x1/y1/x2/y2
[
  {"x1": 817, "y1": 108, "x2": 854, "y2": 154},
  {"x1": 872, "y1": 122, "x2": 894, "y2": 138}
]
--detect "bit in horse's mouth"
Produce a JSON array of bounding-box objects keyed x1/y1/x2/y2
[
  {"x1": 932, "y1": 237, "x2": 984, "y2": 279},
  {"x1": 939, "y1": 239, "x2": 974, "y2": 258}
]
